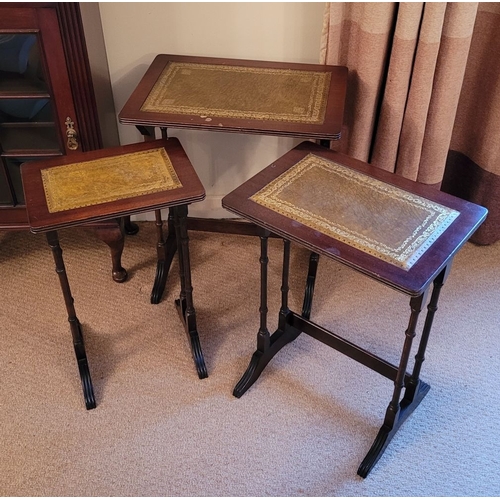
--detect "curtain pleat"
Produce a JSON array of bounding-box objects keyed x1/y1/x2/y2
[
  {"x1": 370, "y1": 2, "x2": 424, "y2": 173},
  {"x1": 416, "y1": 3, "x2": 478, "y2": 184},
  {"x1": 321, "y1": 2, "x2": 499, "y2": 244},
  {"x1": 320, "y1": 2, "x2": 397, "y2": 160},
  {"x1": 390, "y1": 3, "x2": 447, "y2": 182}
]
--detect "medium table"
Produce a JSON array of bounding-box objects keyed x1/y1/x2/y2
[
  {"x1": 21, "y1": 138, "x2": 207, "y2": 409},
  {"x1": 119, "y1": 54, "x2": 348, "y2": 303},
  {"x1": 222, "y1": 141, "x2": 487, "y2": 477}
]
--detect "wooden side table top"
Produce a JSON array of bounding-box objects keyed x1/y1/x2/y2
[
  {"x1": 119, "y1": 54, "x2": 348, "y2": 140},
  {"x1": 21, "y1": 138, "x2": 205, "y2": 232},
  {"x1": 222, "y1": 141, "x2": 488, "y2": 296}
]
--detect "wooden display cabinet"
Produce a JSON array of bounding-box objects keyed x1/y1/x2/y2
[{"x1": 0, "y1": 3, "x2": 128, "y2": 281}]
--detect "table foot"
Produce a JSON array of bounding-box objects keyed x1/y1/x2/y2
[
  {"x1": 150, "y1": 235, "x2": 176, "y2": 304},
  {"x1": 233, "y1": 350, "x2": 267, "y2": 398},
  {"x1": 123, "y1": 216, "x2": 140, "y2": 235},
  {"x1": 77, "y1": 357, "x2": 96, "y2": 410},
  {"x1": 75, "y1": 359, "x2": 96, "y2": 410},
  {"x1": 69, "y1": 319, "x2": 96, "y2": 410},
  {"x1": 302, "y1": 252, "x2": 319, "y2": 319},
  {"x1": 151, "y1": 259, "x2": 167, "y2": 304},
  {"x1": 233, "y1": 321, "x2": 300, "y2": 398},
  {"x1": 175, "y1": 298, "x2": 208, "y2": 379},
  {"x1": 357, "y1": 380, "x2": 430, "y2": 478},
  {"x1": 92, "y1": 221, "x2": 128, "y2": 283},
  {"x1": 111, "y1": 269, "x2": 128, "y2": 283}
]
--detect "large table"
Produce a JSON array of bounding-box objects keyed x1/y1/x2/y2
[
  {"x1": 222, "y1": 140, "x2": 488, "y2": 477},
  {"x1": 119, "y1": 54, "x2": 348, "y2": 303}
]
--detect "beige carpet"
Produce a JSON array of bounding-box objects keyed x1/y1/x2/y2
[{"x1": 1, "y1": 222, "x2": 499, "y2": 496}]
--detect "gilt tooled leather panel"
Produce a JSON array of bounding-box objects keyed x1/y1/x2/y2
[
  {"x1": 140, "y1": 62, "x2": 331, "y2": 124},
  {"x1": 41, "y1": 148, "x2": 182, "y2": 213},
  {"x1": 251, "y1": 154, "x2": 460, "y2": 269}
]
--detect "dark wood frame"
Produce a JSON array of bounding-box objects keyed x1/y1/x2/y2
[{"x1": 56, "y1": 2, "x2": 102, "y2": 152}]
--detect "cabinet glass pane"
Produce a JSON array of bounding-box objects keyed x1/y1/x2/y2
[
  {"x1": 1, "y1": 157, "x2": 57, "y2": 206},
  {"x1": 0, "y1": 34, "x2": 48, "y2": 95},
  {"x1": 3, "y1": 157, "x2": 24, "y2": 204},
  {"x1": 0, "y1": 98, "x2": 60, "y2": 153},
  {"x1": 0, "y1": 162, "x2": 13, "y2": 204}
]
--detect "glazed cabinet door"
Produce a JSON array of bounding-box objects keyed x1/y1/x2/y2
[{"x1": 0, "y1": 5, "x2": 82, "y2": 228}]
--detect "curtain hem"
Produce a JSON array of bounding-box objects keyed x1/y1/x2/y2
[{"x1": 442, "y1": 150, "x2": 499, "y2": 245}]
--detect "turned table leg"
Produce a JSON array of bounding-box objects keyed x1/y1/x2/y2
[
  {"x1": 234, "y1": 237, "x2": 301, "y2": 398},
  {"x1": 46, "y1": 230, "x2": 96, "y2": 410},
  {"x1": 173, "y1": 204, "x2": 207, "y2": 379},
  {"x1": 358, "y1": 289, "x2": 432, "y2": 477},
  {"x1": 402, "y1": 265, "x2": 450, "y2": 404},
  {"x1": 233, "y1": 232, "x2": 271, "y2": 396},
  {"x1": 358, "y1": 264, "x2": 452, "y2": 477}
]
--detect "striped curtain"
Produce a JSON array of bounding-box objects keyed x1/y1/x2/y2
[{"x1": 320, "y1": 2, "x2": 500, "y2": 244}]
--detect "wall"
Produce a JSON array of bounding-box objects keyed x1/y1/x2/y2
[
  {"x1": 80, "y1": 2, "x2": 120, "y2": 148},
  {"x1": 98, "y1": 2, "x2": 326, "y2": 218}
]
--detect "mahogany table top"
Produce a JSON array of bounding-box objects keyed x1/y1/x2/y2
[
  {"x1": 222, "y1": 141, "x2": 488, "y2": 296},
  {"x1": 119, "y1": 54, "x2": 348, "y2": 140},
  {"x1": 21, "y1": 138, "x2": 205, "y2": 232}
]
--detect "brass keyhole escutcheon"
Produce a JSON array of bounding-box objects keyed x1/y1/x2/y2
[{"x1": 65, "y1": 116, "x2": 79, "y2": 150}]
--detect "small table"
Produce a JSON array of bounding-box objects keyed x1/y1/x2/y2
[
  {"x1": 119, "y1": 54, "x2": 348, "y2": 303},
  {"x1": 21, "y1": 138, "x2": 207, "y2": 409},
  {"x1": 221, "y1": 141, "x2": 487, "y2": 477}
]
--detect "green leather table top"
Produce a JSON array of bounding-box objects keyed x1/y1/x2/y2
[
  {"x1": 251, "y1": 153, "x2": 459, "y2": 270},
  {"x1": 141, "y1": 61, "x2": 331, "y2": 125}
]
